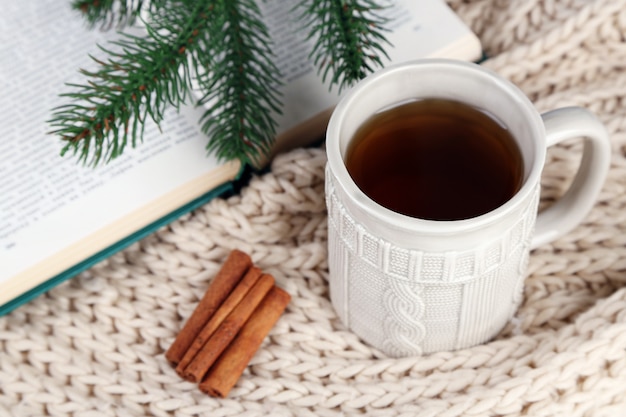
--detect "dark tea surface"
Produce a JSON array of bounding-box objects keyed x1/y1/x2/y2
[{"x1": 345, "y1": 98, "x2": 523, "y2": 220}]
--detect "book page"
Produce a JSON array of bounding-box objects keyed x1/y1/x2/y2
[
  {"x1": 0, "y1": 1, "x2": 238, "y2": 288},
  {"x1": 0, "y1": 0, "x2": 480, "y2": 306}
]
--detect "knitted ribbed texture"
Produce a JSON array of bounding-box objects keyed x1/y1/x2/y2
[{"x1": 2, "y1": 1, "x2": 626, "y2": 415}]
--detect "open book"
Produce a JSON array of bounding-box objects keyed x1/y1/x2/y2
[{"x1": 0, "y1": 0, "x2": 481, "y2": 315}]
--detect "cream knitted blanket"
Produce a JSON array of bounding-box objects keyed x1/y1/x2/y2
[{"x1": 2, "y1": 1, "x2": 626, "y2": 416}]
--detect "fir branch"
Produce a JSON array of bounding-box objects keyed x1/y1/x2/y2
[
  {"x1": 196, "y1": 0, "x2": 282, "y2": 166},
  {"x1": 52, "y1": 0, "x2": 391, "y2": 167},
  {"x1": 49, "y1": 1, "x2": 214, "y2": 165},
  {"x1": 298, "y1": 0, "x2": 390, "y2": 91}
]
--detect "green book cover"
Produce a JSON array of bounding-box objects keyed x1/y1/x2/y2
[{"x1": 0, "y1": 179, "x2": 242, "y2": 317}]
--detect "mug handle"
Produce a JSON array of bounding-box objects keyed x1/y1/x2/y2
[{"x1": 531, "y1": 107, "x2": 611, "y2": 249}]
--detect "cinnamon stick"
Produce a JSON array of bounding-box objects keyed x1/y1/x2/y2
[
  {"x1": 181, "y1": 273, "x2": 276, "y2": 383},
  {"x1": 165, "y1": 249, "x2": 252, "y2": 365},
  {"x1": 199, "y1": 286, "x2": 291, "y2": 398},
  {"x1": 175, "y1": 266, "x2": 263, "y2": 375}
]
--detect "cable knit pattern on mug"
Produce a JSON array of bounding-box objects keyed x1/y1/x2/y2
[
  {"x1": 326, "y1": 169, "x2": 540, "y2": 355},
  {"x1": 2, "y1": 1, "x2": 626, "y2": 415},
  {"x1": 381, "y1": 279, "x2": 426, "y2": 357}
]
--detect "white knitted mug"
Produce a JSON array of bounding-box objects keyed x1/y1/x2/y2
[{"x1": 325, "y1": 59, "x2": 611, "y2": 357}]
